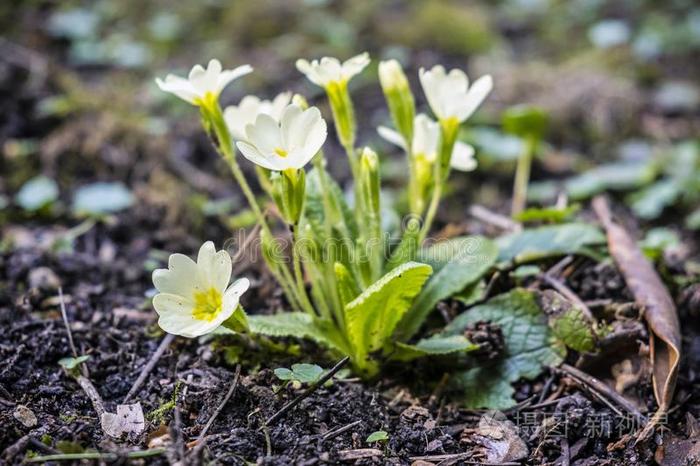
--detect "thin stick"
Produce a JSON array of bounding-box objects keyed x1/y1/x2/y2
[
  {"x1": 469, "y1": 205, "x2": 522, "y2": 232},
  {"x1": 76, "y1": 375, "x2": 106, "y2": 418},
  {"x1": 264, "y1": 356, "x2": 350, "y2": 427},
  {"x1": 196, "y1": 364, "x2": 242, "y2": 443},
  {"x1": 559, "y1": 364, "x2": 645, "y2": 422},
  {"x1": 26, "y1": 448, "x2": 166, "y2": 462},
  {"x1": 123, "y1": 334, "x2": 175, "y2": 403},
  {"x1": 321, "y1": 420, "x2": 362, "y2": 442},
  {"x1": 58, "y1": 287, "x2": 88, "y2": 378},
  {"x1": 540, "y1": 274, "x2": 594, "y2": 321}
]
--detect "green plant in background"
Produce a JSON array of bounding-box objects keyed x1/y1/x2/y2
[
  {"x1": 153, "y1": 55, "x2": 495, "y2": 376},
  {"x1": 501, "y1": 105, "x2": 549, "y2": 216}
]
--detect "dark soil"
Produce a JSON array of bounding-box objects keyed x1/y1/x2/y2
[
  {"x1": 2, "y1": 213, "x2": 699, "y2": 465},
  {"x1": 2, "y1": 4, "x2": 700, "y2": 465}
]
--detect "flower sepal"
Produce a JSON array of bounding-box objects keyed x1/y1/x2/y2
[
  {"x1": 272, "y1": 168, "x2": 306, "y2": 225},
  {"x1": 221, "y1": 305, "x2": 249, "y2": 333}
]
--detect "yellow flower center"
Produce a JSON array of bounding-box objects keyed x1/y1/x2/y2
[
  {"x1": 274, "y1": 148, "x2": 288, "y2": 158},
  {"x1": 192, "y1": 288, "x2": 222, "y2": 321}
]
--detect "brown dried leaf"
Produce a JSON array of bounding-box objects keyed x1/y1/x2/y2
[{"x1": 592, "y1": 197, "x2": 681, "y2": 411}]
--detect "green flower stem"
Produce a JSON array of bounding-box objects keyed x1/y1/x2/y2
[
  {"x1": 418, "y1": 118, "x2": 460, "y2": 244},
  {"x1": 200, "y1": 100, "x2": 302, "y2": 311},
  {"x1": 511, "y1": 135, "x2": 538, "y2": 217},
  {"x1": 290, "y1": 224, "x2": 318, "y2": 318},
  {"x1": 311, "y1": 155, "x2": 345, "y2": 321}
]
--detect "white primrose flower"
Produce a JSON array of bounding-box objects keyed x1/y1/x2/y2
[
  {"x1": 295, "y1": 52, "x2": 370, "y2": 88},
  {"x1": 378, "y1": 114, "x2": 477, "y2": 172},
  {"x1": 152, "y1": 242, "x2": 249, "y2": 338},
  {"x1": 156, "y1": 59, "x2": 253, "y2": 106},
  {"x1": 418, "y1": 65, "x2": 493, "y2": 123},
  {"x1": 224, "y1": 92, "x2": 292, "y2": 141},
  {"x1": 235, "y1": 104, "x2": 327, "y2": 171}
]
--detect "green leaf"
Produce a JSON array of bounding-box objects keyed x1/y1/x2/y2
[
  {"x1": 639, "y1": 227, "x2": 681, "y2": 260},
  {"x1": 16, "y1": 176, "x2": 59, "y2": 211},
  {"x1": 627, "y1": 180, "x2": 680, "y2": 220},
  {"x1": 392, "y1": 335, "x2": 478, "y2": 362},
  {"x1": 549, "y1": 307, "x2": 596, "y2": 353},
  {"x1": 686, "y1": 208, "x2": 700, "y2": 230},
  {"x1": 514, "y1": 204, "x2": 580, "y2": 224},
  {"x1": 396, "y1": 236, "x2": 497, "y2": 340},
  {"x1": 366, "y1": 431, "x2": 389, "y2": 443},
  {"x1": 565, "y1": 162, "x2": 656, "y2": 200},
  {"x1": 58, "y1": 355, "x2": 90, "y2": 370},
  {"x1": 537, "y1": 290, "x2": 597, "y2": 353},
  {"x1": 335, "y1": 262, "x2": 360, "y2": 306},
  {"x1": 502, "y1": 105, "x2": 548, "y2": 139},
  {"x1": 291, "y1": 363, "x2": 324, "y2": 383},
  {"x1": 273, "y1": 368, "x2": 294, "y2": 380},
  {"x1": 385, "y1": 217, "x2": 421, "y2": 271},
  {"x1": 496, "y1": 223, "x2": 605, "y2": 264},
  {"x1": 247, "y1": 312, "x2": 349, "y2": 354},
  {"x1": 72, "y1": 182, "x2": 134, "y2": 216},
  {"x1": 304, "y1": 168, "x2": 358, "y2": 242},
  {"x1": 444, "y1": 289, "x2": 564, "y2": 409},
  {"x1": 345, "y1": 262, "x2": 433, "y2": 365}
]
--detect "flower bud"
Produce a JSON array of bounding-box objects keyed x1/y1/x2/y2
[
  {"x1": 273, "y1": 168, "x2": 306, "y2": 225},
  {"x1": 326, "y1": 81, "x2": 356, "y2": 149},
  {"x1": 292, "y1": 94, "x2": 309, "y2": 110},
  {"x1": 360, "y1": 147, "x2": 380, "y2": 215},
  {"x1": 379, "y1": 60, "x2": 415, "y2": 146}
]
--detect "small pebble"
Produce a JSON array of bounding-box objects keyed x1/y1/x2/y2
[
  {"x1": 13, "y1": 405, "x2": 38, "y2": 428},
  {"x1": 28, "y1": 266, "x2": 61, "y2": 290}
]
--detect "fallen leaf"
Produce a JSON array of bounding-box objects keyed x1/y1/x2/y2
[
  {"x1": 465, "y1": 410, "x2": 528, "y2": 463},
  {"x1": 593, "y1": 197, "x2": 681, "y2": 412},
  {"x1": 100, "y1": 403, "x2": 145, "y2": 438}
]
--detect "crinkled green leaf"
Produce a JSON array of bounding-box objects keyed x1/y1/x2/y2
[
  {"x1": 392, "y1": 335, "x2": 478, "y2": 362},
  {"x1": 537, "y1": 290, "x2": 597, "y2": 353},
  {"x1": 444, "y1": 289, "x2": 564, "y2": 409},
  {"x1": 345, "y1": 262, "x2": 432, "y2": 363},
  {"x1": 396, "y1": 236, "x2": 497, "y2": 340},
  {"x1": 549, "y1": 307, "x2": 596, "y2": 353},
  {"x1": 248, "y1": 312, "x2": 349, "y2": 354},
  {"x1": 496, "y1": 223, "x2": 605, "y2": 264},
  {"x1": 304, "y1": 167, "x2": 358, "y2": 242}
]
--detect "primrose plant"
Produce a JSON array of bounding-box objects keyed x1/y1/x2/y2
[{"x1": 153, "y1": 55, "x2": 494, "y2": 376}]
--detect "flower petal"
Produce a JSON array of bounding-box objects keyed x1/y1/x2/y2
[
  {"x1": 152, "y1": 253, "x2": 199, "y2": 295},
  {"x1": 450, "y1": 142, "x2": 477, "y2": 172},
  {"x1": 456, "y1": 75, "x2": 493, "y2": 122},
  {"x1": 236, "y1": 141, "x2": 281, "y2": 171},
  {"x1": 246, "y1": 113, "x2": 282, "y2": 153},
  {"x1": 216, "y1": 64, "x2": 253, "y2": 94},
  {"x1": 377, "y1": 126, "x2": 407, "y2": 151},
  {"x1": 342, "y1": 52, "x2": 370, "y2": 79}
]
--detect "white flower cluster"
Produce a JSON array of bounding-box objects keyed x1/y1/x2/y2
[{"x1": 154, "y1": 54, "x2": 492, "y2": 337}]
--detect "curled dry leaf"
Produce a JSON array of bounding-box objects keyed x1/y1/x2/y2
[{"x1": 592, "y1": 197, "x2": 681, "y2": 412}]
